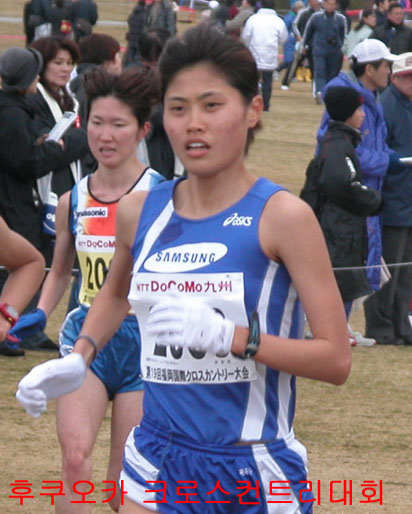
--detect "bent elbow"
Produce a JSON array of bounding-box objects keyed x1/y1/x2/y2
[{"x1": 330, "y1": 353, "x2": 352, "y2": 386}]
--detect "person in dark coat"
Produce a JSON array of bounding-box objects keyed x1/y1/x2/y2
[
  {"x1": 0, "y1": 47, "x2": 84, "y2": 260},
  {"x1": 71, "y1": 0, "x2": 98, "y2": 41},
  {"x1": 318, "y1": 86, "x2": 381, "y2": 322},
  {"x1": 124, "y1": 0, "x2": 146, "y2": 67},
  {"x1": 0, "y1": 47, "x2": 87, "y2": 350},
  {"x1": 364, "y1": 53, "x2": 412, "y2": 345},
  {"x1": 146, "y1": 0, "x2": 176, "y2": 36},
  {"x1": 28, "y1": 36, "x2": 88, "y2": 200},
  {"x1": 370, "y1": 3, "x2": 412, "y2": 55}
]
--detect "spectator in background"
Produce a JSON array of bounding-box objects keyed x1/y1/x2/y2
[
  {"x1": 316, "y1": 39, "x2": 402, "y2": 345},
  {"x1": 146, "y1": 0, "x2": 176, "y2": 35},
  {"x1": 210, "y1": 0, "x2": 239, "y2": 29},
  {"x1": 302, "y1": 0, "x2": 347, "y2": 103},
  {"x1": 242, "y1": 0, "x2": 288, "y2": 111},
  {"x1": 277, "y1": 0, "x2": 305, "y2": 89},
  {"x1": 0, "y1": 47, "x2": 85, "y2": 349},
  {"x1": 343, "y1": 9, "x2": 376, "y2": 58},
  {"x1": 290, "y1": 0, "x2": 322, "y2": 85},
  {"x1": 124, "y1": 0, "x2": 147, "y2": 67},
  {"x1": 49, "y1": 0, "x2": 73, "y2": 37},
  {"x1": 375, "y1": 0, "x2": 390, "y2": 27},
  {"x1": 71, "y1": 0, "x2": 98, "y2": 41},
  {"x1": 23, "y1": 0, "x2": 36, "y2": 46},
  {"x1": 138, "y1": 27, "x2": 178, "y2": 179},
  {"x1": 370, "y1": 2, "x2": 412, "y2": 54},
  {"x1": 364, "y1": 53, "x2": 412, "y2": 345},
  {"x1": 29, "y1": 37, "x2": 88, "y2": 201},
  {"x1": 225, "y1": 0, "x2": 256, "y2": 38},
  {"x1": 317, "y1": 86, "x2": 381, "y2": 345}
]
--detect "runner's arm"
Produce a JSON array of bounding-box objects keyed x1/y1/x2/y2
[
  {"x1": 231, "y1": 191, "x2": 351, "y2": 385},
  {"x1": 73, "y1": 191, "x2": 147, "y2": 364}
]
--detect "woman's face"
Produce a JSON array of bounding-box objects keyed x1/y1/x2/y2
[
  {"x1": 364, "y1": 13, "x2": 376, "y2": 27},
  {"x1": 44, "y1": 49, "x2": 74, "y2": 90},
  {"x1": 87, "y1": 96, "x2": 143, "y2": 169},
  {"x1": 163, "y1": 62, "x2": 262, "y2": 179}
]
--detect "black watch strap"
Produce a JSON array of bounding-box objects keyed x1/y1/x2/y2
[{"x1": 238, "y1": 310, "x2": 260, "y2": 359}]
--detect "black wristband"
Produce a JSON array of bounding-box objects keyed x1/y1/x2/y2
[{"x1": 238, "y1": 310, "x2": 260, "y2": 359}]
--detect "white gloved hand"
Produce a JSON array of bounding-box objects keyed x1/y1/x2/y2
[
  {"x1": 147, "y1": 297, "x2": 235, "y2": 355},
  {"x1": 16, "y1": 353, "x2": 87, "y2": 418}
]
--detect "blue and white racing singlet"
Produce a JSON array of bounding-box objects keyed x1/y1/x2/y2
[{"x1": 128, "y1": 178, "x2": 305, "y2": 445}]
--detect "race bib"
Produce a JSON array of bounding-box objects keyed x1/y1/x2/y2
[
  {"x1": 129, "y1": 272, "x2": 257, "y2": 385},
  {"x1": 76, "y1": 234, "x2": 114, "y2": 306}
]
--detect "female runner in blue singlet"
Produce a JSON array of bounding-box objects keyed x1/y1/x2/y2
[
  {"x1": 14, "y1": 67, "x2": 163, "y2": 513},
  {"x1": 17, "y1": 24, "x2": 351, "y2": 514}
]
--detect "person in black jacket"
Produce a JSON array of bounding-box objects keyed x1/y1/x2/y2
[
  {"x1": 123, "y1": 0, "x2": 146, "y2": 67},
  {"x1": 0, "y1": 47, "x2": 84, "y2": 260},
  {"x1": 0, "y1": 47, "x2": 86, "y2": 349},
  {"x1": 370, "y1": 3, "x2": 412, "y2": 55},
  {"x1": 317, "y1": 86, "x2": 381, "y2": 337}
]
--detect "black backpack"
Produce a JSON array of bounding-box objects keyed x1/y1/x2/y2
[{"x1": 299, "y1": 155, "x2": 324, "y2": 219}]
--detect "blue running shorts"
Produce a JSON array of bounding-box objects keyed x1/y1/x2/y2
[
  {"x1": 59, "y1": 306, "x2": 143, "y2": 399},
  {"x1": 120, "y1": 420, "x2": 314, "y2": 513}
]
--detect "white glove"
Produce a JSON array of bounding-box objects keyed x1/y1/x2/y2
[
  {"x1": 16, "y1": 353, "x2": 87, "y2": 418},
  {"x1": 147, "y1": 297, "x2": 235, "y2": 355}
]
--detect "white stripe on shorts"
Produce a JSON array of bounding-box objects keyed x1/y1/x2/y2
[
  {"x1": 252, "y1": 439, "x2": 305, "y2": 514},
  {"x1": 121, "y1": 428, "x2": 160, "y2": 511}
]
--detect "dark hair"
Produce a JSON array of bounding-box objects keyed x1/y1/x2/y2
[
  {"x1": 84, "y1": 67, "x2": 159, "y2": 125},
  {"x1": 158, "y1": 23, "x2": 261, "y2": 152},
  {"x1": 78, "y1": 34, "x2": 120, "y2": 65},
  {"x1": 354, "y1": 9, "x2": 375, "y2": 31},
  {"x1": 388, "y1": 2, "x2": 403, "y2": 12},
  {"x1": 30, "y1": 36, "x2": 80, "y2": 110},
  {"x1": 139, "y1": 28, "x2": 171, "y2": 66},
  {"x1": 351, "y1": 58, "x2": 384, "y2": 77},
  {"x1": 375, "y1": 0, "x2": 385, "y2": 5}
]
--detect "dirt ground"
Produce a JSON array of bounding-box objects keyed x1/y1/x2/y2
[{"x1": 0, "y1": 5, "x2": 412, "y2": 513}]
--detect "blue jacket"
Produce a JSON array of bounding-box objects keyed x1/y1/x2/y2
[
  {"x1": 380, "y1": 83, "x2": 412, "y2": 227},
  {"x1": 302, "y1": 10, "x2": 347, "y2": 55},
  {"x1": 282, "y1": 10, "x2": 297, "y2": 63},
  {"x1": 317, "y1": 71, "x2": 392, "y2": 290}
]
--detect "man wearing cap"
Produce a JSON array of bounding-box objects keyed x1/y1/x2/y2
[
  {"x1": 363, "y1": 53, "x2": 412, "y2": 345},
  {"x1": 370, "y1": 2, "x2": 412, "y2": 55},
  {"x1": 316, "y1": 38, "x2": 403, "y2": 345},
  {"x1": 0, "y1": 47, "x2": 84, "y2": 286}
]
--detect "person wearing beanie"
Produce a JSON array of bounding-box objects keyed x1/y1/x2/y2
[
  {"x1": 315, "y1": 39, "x2": 403, "y2": 345},
  {"x1": 310, "y1": 85, "x2": 381, "y2": 345},
  {"x1": 0, "y1": 46, "x2": 84, "y2": 355}
]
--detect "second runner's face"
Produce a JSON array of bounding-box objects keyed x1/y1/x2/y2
[
  {"x1": 87, "y1": 96, "x2": 141, "y2": 168},
  {"x1": 163, "y1": 62, "x2": 262, "y2": 179}
]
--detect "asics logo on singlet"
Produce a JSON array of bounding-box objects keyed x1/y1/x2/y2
[
  {"x1": 223, "y1": 212, "x2": 253, "y2": 227},
  {"x1": 76, "y1": 207, "x2": 108, "y2": 218},
  {"x1": 144, "y1": 243, "x2": 228, "y2": 272}
]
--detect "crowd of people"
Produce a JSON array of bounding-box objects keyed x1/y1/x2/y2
[{"x1": 0, "y1": 0, "x2": 411, "y2": 511}]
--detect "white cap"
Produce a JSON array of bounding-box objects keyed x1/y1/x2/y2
[
  {"x1": 392, "y1": 52, "x2": 412, "y2": 75},
  {"x1": 209, "y1": 0, "x2": 219, "y2": 8},
  {"x1": 351, "y1": 39, "x2": 400, "y2": 64}
]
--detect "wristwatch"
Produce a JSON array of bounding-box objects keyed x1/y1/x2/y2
[{"x1": 0, "y1": 303, "x2": 19, "y2": 327}]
